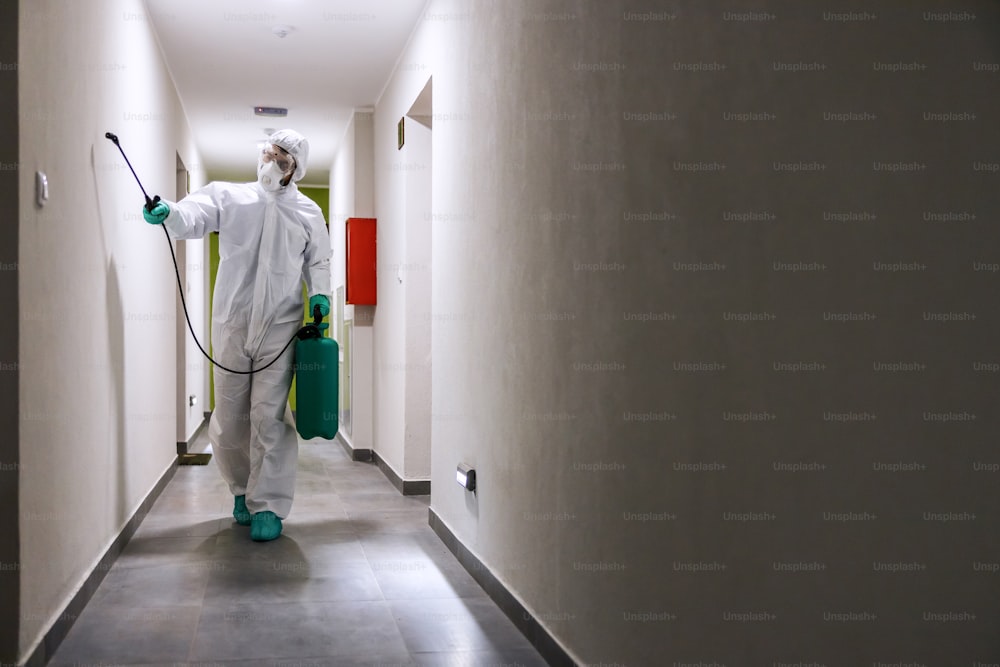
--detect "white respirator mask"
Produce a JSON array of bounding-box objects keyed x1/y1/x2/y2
[{"x1": 258, "y1": 160, "x2": 287, "y2": 192}]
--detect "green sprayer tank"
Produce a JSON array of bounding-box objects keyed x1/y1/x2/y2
[{"x1": 294, "y1": 309, "x2": 339, "y2": 440}]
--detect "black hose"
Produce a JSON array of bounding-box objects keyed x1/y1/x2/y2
[
  {"x1": 104, "y1": 131, "x2": 311, "y2": 374},
  {"x1": 161, "y1": 222, "x2": 301, "y2": 375}
]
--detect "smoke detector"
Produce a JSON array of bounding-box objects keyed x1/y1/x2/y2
[{"x1": 272, "y1": 25, "x2": 292, "y2": 38}]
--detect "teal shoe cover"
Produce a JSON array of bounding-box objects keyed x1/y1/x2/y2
[
  {"x1": 250, "y1": 511, "x2": 282, "y2": 541},
  {"x1": 233, "y1": 495, "x2": 251, "y2": 526}
]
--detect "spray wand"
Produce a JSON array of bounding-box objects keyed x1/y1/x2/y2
[{"x1": 105, "y1": 132, "x2": 161, "y2": 213}]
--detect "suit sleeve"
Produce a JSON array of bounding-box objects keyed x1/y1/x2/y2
[
  {"x1": 302, "y1": 206, "x2": 332, "y2": 300},
  {"x1": 162, "y1": 182, "x2": 225, "y2": 240}
]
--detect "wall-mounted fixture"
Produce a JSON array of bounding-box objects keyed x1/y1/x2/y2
[
  {"x1": 35, "y1": 171, "x2": 48, "y2": 207},
  {"x1": 254, "y1": 106, "x2": 288, "y2": 117},
  {"x1": 346, "y1": 217, "x2": 377, "y2": 305},
  {"x1": 456, "y1": 463, "x2": 476, "y2": 492}
]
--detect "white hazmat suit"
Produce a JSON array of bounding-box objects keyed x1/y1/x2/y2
[{"x1": 162, "y1": 129, "x2": 331, "y2": 520}]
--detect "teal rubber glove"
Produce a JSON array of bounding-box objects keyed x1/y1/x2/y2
[
  {"x1": 309, "y1": 294, "x2": 330, "y2": 318},
  {"x1": 142, "y1": 201, "x2": 170, "y2": 225},
  {"x1": 309, "y1": 294, "x2": 330, "y2": 332}
]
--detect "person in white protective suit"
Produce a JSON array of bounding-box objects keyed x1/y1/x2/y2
[{"x1": 142, "y1": 129, "x2": 331, "y2": 541}]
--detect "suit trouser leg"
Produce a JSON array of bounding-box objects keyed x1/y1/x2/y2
[
  {"x1": 209, "y1": 343, "x2": 253, "y2": 497},
  {"x1": 245, "y1": 320, "x2": 299, "y2": 518}
]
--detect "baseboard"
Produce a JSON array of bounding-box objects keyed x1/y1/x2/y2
[
  {"x1": 335, "y1": 430, "x2": 372, "y2": 462},
  {"x1": 339, "y1": 431, "x2": 430, "y2": 496},
  {"x1": 428, "y1": 508, "x2": 577, "y2": 667},
  {"x1": 176, "y1": 413, "x2": 210, "y2": 456},
  {"x1": 23, "y1": 458, "x2": 179, "y2": 667},
  {"x1": 372, "y1": 451, "x2": 430, "y2": 496}
]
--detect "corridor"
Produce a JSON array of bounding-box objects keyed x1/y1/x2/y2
[
  {"x1": 8, "y1": 0, "x2": 1000, "y2": 664},
  {"x1": 48, "y1": 431, "x2": 547, "y2": 667}
]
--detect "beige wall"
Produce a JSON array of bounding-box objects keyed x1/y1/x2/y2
[
  {"x1": 371, "y1": 57, "x2": 435, "y2": 481},
  {"x1": 18, "y1": 0, "x2": 201, "y2": 659},
  {"x1": 13, "y1": 0, "x2": 1000, "y2": 663},
  {"x1": 402, "y1": 116, "x2": 432, "y2": 478},
  {"x1": 371, "y1": 0, "x2": 1000, "y2": 663}
]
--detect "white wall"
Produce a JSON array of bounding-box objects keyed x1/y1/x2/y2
[
  {"x1": 175, "y1": 152, "x2": 208, "y2": 444},
  {"x1": 179, "y1": 235, "x2": 206, "y2": 442},
  {"x1": 375, "y1": 1, "x2": 1000, "y2": 664},
  {"x1": 330, "y1": 111, "x2": 375, "y2": 452},
  {"x1": 371, "y1": 21, "x2": 439, "y2": 482},
  {"x1": 371, "y1": 99, "x2": 407, "y2": 476},
  {"x1": 331, "y1": 115, "x2": 355, "y2": 309},
  {"x1": 402, "y1": 116, "x2": 432, "y2": 477},
  {"x1": 18, "y1": 0, "x2": 201, "y2": 658},
  {"x1": 174, "y1": 236, "x2": 206, "y2": 444},
  {"x1": 353, "y1": 113, "x2": 375, "y2": 453}
]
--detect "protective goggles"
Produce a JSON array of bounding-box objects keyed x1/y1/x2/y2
[{"x1": 261, "y1": 145, "x2": 294, "y2": 173}]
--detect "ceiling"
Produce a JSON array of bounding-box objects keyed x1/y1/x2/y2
[{"x1": 144, "y1": 0, "x2": 429, "y2": 185}]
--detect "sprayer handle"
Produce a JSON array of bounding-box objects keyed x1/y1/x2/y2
[{"x1": 145, "y1": 194, "x2": 161, "y2": 213}]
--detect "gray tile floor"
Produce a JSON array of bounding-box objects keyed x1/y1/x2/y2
[{"x1": 49, "y1": 432, "x2": 549, "y2": 667}]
